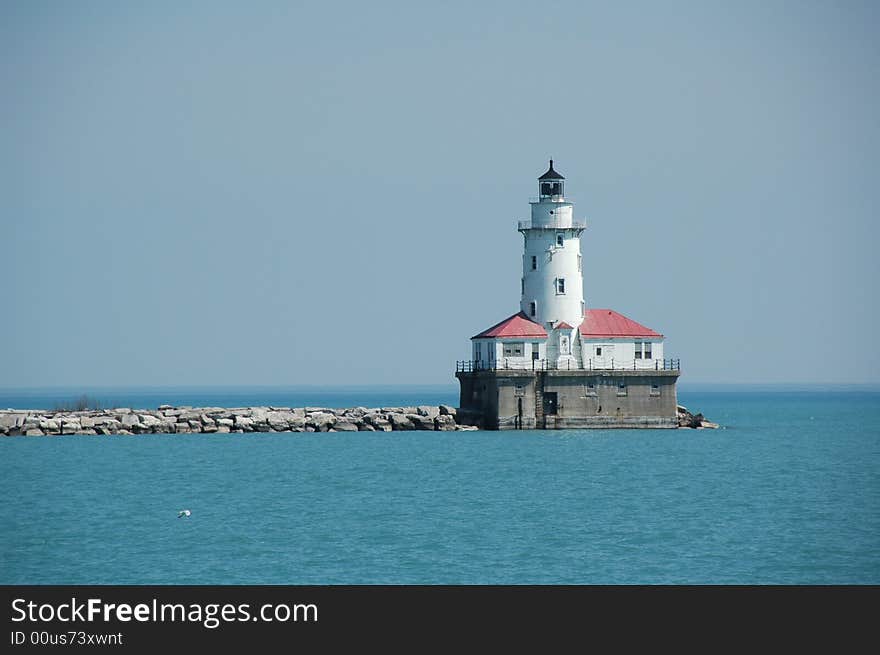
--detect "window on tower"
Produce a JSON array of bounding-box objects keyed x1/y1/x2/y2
[
  {"x1": 541, "y1": 182, "x2": 552, "y2": 196},
  {"x1": 531, "y1": 256, "x2": 537, "y2": 270},
  {"x1": 555, "y1": 278, "x2": 565, "y2": 294},
  {"x1": 577, "y1": 254, "x2": 582, "y2": 272},
  {"x1": 556, "y1": 233, "x2": 564, "y2": 247},
  {"x1": 529, "y1": 301, "x2": 536, "y2": 317},
  {"x1": 521, "y1": 278, "x2": 524, "y2": 294}
]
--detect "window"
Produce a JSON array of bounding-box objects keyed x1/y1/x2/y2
[
  {"x1": 529, "y1": 301, "x2": 536, "y2": 317},
  {"x1": 532, "y1": 343, "x2": 540, "y2": 360},
  {"x1": 644, "y1": 343, "x2": 652, "y2": 359},
  {"x1": 617, "y1": 381, "x2": 627, "y2": 396},
  {"x1": 531, "y1": 256, "x2": 537, "y2": 270},
  {"x1": 555, "y1": 278, "x2": 565, "y2": 294},
  {"x1": 635, "y1": 342, "x2": 642, "y2": 359},
  {"x1": 560, "y1": 335, "x2": 570, "y2": 354},
  {"x1": 651, "y1": 383, "x2": 661, "y2": 397},
  {"x1": 521, "y1": 278, "x2": 524, "y2": 295},
  {"x1": 577, "y1": 254, "x2": 582, "y2": 272},
  {"x1": 541, "y1": 182, "x2": 551, "y2": 196},
  {"x1": 474, "y1": 342, "x2": 481, "y2": 361},
  {"x1": 556, "y1": 233, "x2": 564, "y2": 247},
  {"x1": 585, "y1": 381, "x2": 597, "y2": 396},
  {"x1": 503, "y1": 342, "x2": 524, "y2": 357},
  {"x1": 581, "y1": 300, "x2": 585, "y2": 316},
  {"x1": 596, "y1": 347, "x2": 602, "y2": 356}
]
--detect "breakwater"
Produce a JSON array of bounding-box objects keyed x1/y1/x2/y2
[
  {"x1": 0, "y1": 405, "x2": 469, "y2": 436},
  {"x1": 0, "y1": 404, "x2": 717, "y2": 435}
]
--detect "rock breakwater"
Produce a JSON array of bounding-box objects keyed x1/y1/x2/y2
[
  {"x1": 677, "y1": 405, "x2": 719, "y2": 429},
  {"x1": 0, "y1": 404, "x2": 473, "y2": 436}
]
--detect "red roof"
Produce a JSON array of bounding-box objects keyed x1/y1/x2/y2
[
  {"x1": 555, "y1": 321, "x2": 574, "y2": 330},
  {"x1": 472, "y1": 312, "x2": 548, "y2": 339},
  {"x1": 580, "y1": 309, "x2": 663, "y2": 339}
]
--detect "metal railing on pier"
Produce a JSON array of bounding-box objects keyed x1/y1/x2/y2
[{"x1": 456, "y1": 358, "x2": 681, "y2": 373}]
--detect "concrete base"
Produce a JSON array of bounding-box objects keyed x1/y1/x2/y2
[{"x1": 456, "y1": 368, "x2": 681, "y2": 430}]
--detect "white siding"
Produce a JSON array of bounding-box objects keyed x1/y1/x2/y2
[
  {"x1": 582, "y1": 338, "x2": 665, "y2": 369},
  {"x1": 520, "y1": 220, "x2": 585, "y2": 329}
]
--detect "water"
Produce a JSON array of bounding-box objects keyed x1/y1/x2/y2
[
  {"x1": 0, "y1": 385, "x2": 459, "y2": 412},
  {"x1": 1, "y1": 389, "x2": 878, "y2": 584}
]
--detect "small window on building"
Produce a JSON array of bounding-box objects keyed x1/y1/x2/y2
[
  {"x1": 645, "y1": 343, "x2": 652, "y2": 359},
  {"x1": 556, "y1": 278, "x2": 565, "y2": 294},
  {"x1": 581, "y1": 300, "x2": 585, "y2": 316},
  {"x1": 560, "y1": 335, "x2": 570, "y2": 354},
  {"x1": 503, "y1": 342, "x2": 524, "y2": 357},
  {"x1": 556, "y1": 233, "x2": 564, "y2": 247},
  {"x1": 474, "y1": 343, "x2": 481, "y2": 361},
  {"x1": 531, "y1": 255, "x2": 537, "y2": 270},
  {"x1": 529, "y1": 301, "x2": 536, "y2": 317},
  {"x1": 596, "y1": 347, "x2": 602, "y2": 356},
  {"x1": 634, "y1": 342, "x2": 642, "y2": 359},
  {"x1": 577, "y1": 254, "x2": 582, "y2": 272},
  {"x1": 532, "y1": 343, "x2": 540, "y2": 360},
  {"x1": 585, "y1": 382, "x2": 597, "y2": 396},
  {"x1": 651, "y1": 383, "x2": 661, "y2": 396},
  {"x1": 521, "y1": 278, "x2": 524, "y2": 294},
  {"x1": 617, "y1": 381, "x2": 627, "y2": 396}
]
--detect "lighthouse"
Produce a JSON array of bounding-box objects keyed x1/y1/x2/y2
[
  {"x1": 520, "y1": 160, "x2": 585, "y2": 329},
  {"x1": 456, "y1": 161, "x2": 681, "y2": 429}
]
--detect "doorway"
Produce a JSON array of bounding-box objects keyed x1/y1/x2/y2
[{"x1": 543, "y1": 392, "x2": 558, "y2": 416}]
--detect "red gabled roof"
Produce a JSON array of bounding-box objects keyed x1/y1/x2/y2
[
  {"x1": 580, "y1": 309, "x2": 663, "y2": 339},
  {"x1": 555, "y1": 321, "x2": 574, "y2": 330},
  {"x1": 472, "y1": 312, "x2": 548, "y2": 339}
]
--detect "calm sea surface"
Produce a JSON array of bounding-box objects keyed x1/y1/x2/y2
[{"x1": 1, "y1": 388, "x2": 878, "y2": 584}]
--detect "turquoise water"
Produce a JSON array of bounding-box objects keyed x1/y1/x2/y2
[{"x1": 1, "y1": 390, "x2": 878, "y2": 584}]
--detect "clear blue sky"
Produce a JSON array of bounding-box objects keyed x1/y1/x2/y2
[{"x1": 2, "y1": 1, "x2": 878, "y2": 387}]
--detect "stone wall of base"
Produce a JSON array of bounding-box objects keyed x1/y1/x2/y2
[{"x1": 456, "y1": 368, "x2": 682, "y2": 430}]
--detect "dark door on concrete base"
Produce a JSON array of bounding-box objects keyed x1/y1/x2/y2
[{"x1": 543, "y1": 392, "x2": 558, "y2": 416}]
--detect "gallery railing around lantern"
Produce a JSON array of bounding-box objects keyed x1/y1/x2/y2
[{"x1": 517, "y1": 217, "x2": 587, "y2": 231}]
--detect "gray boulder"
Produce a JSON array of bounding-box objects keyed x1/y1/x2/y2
[
  {"x1": 389, "y1": 414, "x2": 415, "y2": 431},
  {"x1": 417, "y1": 406, "x2": 440, "y2": 419},
  {"x1": 234, "y1": 416, "x2": 254, "y2": 432},
  {"x1": 434, "y1": 415, "x2": 456, "y2": 431},
  {"x1": 439, "y1": 405, "x2": 457, "y2": 417},
  {"x1": 407, "y1": 414, "x2": 434, "y2": 431}
]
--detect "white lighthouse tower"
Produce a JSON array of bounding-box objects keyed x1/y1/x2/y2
[
  {"x1": 518, "y1": 161, "x2": 586, "y2": 368},
  {"x1": 519, "y1": 160, "x2": 586, "y2": 329}
]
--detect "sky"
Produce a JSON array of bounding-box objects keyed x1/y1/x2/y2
[{"x1": 2, "y1": 0, "x2": 879, "y2": 387}]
